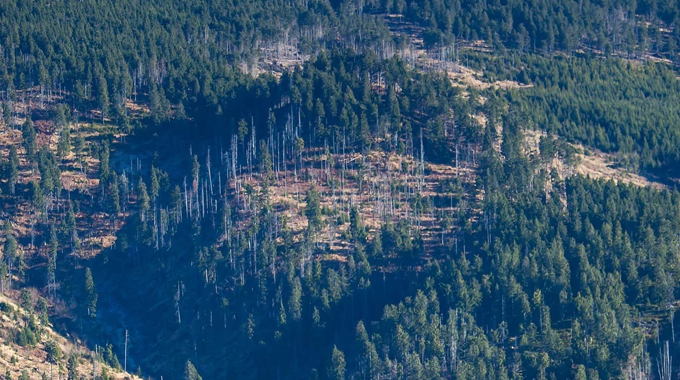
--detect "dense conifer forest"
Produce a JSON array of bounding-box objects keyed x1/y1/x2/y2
[{"x1": 1, "y1": 0, "x2": 680, "y2": 379}]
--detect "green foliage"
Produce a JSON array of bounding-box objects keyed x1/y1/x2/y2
[
  {"x1": 5, "y1": 146, "x2": 19, "y2": 195},
  {"x1": 305, "y1": 185, "x2": 322, "y2": 232},
  {"x1": 2, "y1": 23, "x2": 680, "y2": 379},
  {"x1": 67, "y1": 354, "x2": 78, "y2": 380},
  {"x1": 109, "y1": 173, "x2": 121, "y2": 215},
  {"x1": 1, "y1": 102, "x2": 10, "y2": 128},
  {"x1": 21, "y1": 119, "x2": 37, "y2": 161},
  {"x1": 184, "y1": 360, "x2": 203, "y2": 380},
  {"x1": 105, "y1": 344, "x2": 122, "y2": 370},
  {"x1": 37, "y1": 147, "x2": 62, "y2": 195},
  {"x1": 136, "y1": 177, "x2": 150, "y2": 220},
  {"x1": 97, "y1": 76, "x2": 110, "y2": 123},
  {"x1": 45, "y1": 340, "x2": 62, "y2": 364},
  {"x1": 506, "y1": 55, "x2": 680, "y2": 176},
  {"x1": 0, "y1": 302, "x2": 13, "y2": 313},
  {"x1": 18, "y1": 370, "x2": 29, "y2": 380},
  {"x1": 368, "y1": 230, "x2": 383, "y2": 258},
  {"x1": 16, "y1": 315, "x2": 40, "y2": 347},
  {"x1": 328, "y1": 346, "x2": 346, "y2": 380},
  {"x1": 57, "y1": 126, "x2": 71, "y2": 159},
  {"x1": 83, "y1": 268, "x2": 97, "y2": 318},
  {"x1": 19, "y1": 289, "x2": 32, "y2": 311},
  {"x1": 392, "y1": 0, "x2": 680, "y2": 61}
]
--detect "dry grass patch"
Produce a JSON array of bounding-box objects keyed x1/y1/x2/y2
[
  {"x1": 523, "y1": 128, "x2": 665, "y2": 189},
  {"x1": 0, "y1": 294, "x2": 138, "y2": 380}
]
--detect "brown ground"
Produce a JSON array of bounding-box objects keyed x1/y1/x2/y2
[
  {"x1": 229, "y1": 146, "x2": 478, "y2": 261},
  {"x1": 0, "y1": 294, "x2": 138, "y2": 379},
  {"x1": 0, "y1": 90, "x2": 145, "y2": 258},
  {"x1": 523, "y1": 128, "x2": 665, "y2": 189},
  {"x1": 0, "y1": 92, "x2": 143, "y2": 379}
]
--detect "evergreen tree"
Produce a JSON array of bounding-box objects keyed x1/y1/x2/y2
[
  {"x1": 355, "y1": 321, "x2": 380, "y2": 379},
  {"x1": 150, "y1": 167, "x2": 160, "y2": 202},
  {"x1": 47, "y1": 225, "x2": 58, "y2": 294},
  {"x1": 328, "y1": 346, "x2": 346, "y2": 380},
  {"x1": 305, "y1": 185, "x2": 322, "y2": 232},
  {"x1": 99, "y1": 142, "x2": 111, "y2": 184},
  {"x1": 97, "y1": 76, "x2": 109, "y2": 123},
  {"x1": 288, "y1": 276, "x2": 302, "y2": 321},
  {"x1": 1, "y1": 102, "x2": 10, "y2": 128},
  {"x1": 83, "y1": 268, "x2": 97, "y2": 318},
  {"x1": 3, "y1": 223, "x2": 17, "y2": 292},
  {"x1": 29, "y1": 180, "x2": 44, "y2": 214},
  {"x1": 136, "y1": 177, "x2": 150, "y2": 222},
  {"x1": 67, "y1": 354, "x2": 78, "y2": 380},
  {"x1": 105, "y1": 344, "x2": 122, "y2": 370},
  {"x1": 22, "y1": 119, "x2": 37, "y2": 161},
  {"x1": 369, "y1": 230, "x2": 382, "y2": 258},
  {"x1": 57, "y1": 125, "x2": 71, "y2": 159},
  {"x1": 45, "y1": 340, "x2": 62, "y2": 364},
  {"x1": 183, "y1": 360, "x2": 203, "y2": 380},
  {"x1": 109, "y1": 173, "x2": 121, "y2": 215},
  {"x1": 7, "y1": 146, "x2": 18, "y2": 195}
]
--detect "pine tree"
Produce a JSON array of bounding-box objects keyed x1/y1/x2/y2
[
  {"x1": 258, "y1": 140, "x2": 273, "y2": 183},
  {"x1": 29, "y1": 180, "x2": 45, "y2": 214},
  {"x1": 98, "y1": 76, "x2": 109, "y2": 123},
  {"x1": 22, "y1": 118, "x2": 37, "y2": 161},
  {"x1": 2, "y1": 102, "x2": 10, "y2": 128},
  {"x1": 277, "y1": 299, "x2": 287, "y2": 326},
  {"x1": 149, "y1": 82, "x2": 170, "y2": 124},
  {"x1": 191, "y1": 154, "x2": 200, "y2": 192},
  {"x1": 99, "y1": 142, "x2": 111, "y2": 184},
  {"x1": 136, "y1": 177, "x2": 150, "y2": 222},
  {"x1": 355, "y1": 321, "x2": 380, "y2": 380},
  {"x1": 369, "y1": 230, "x2": 383, "y2": 257},
  {"x1": 305, "y1": 185, "x2": 322, "y2": 232},
  {"x1": 3, "y1": 223, "x2": 17, "y2": 292},
  {"x1": 109, "y1": 173, "x2": 121, "y2": 215},
  {"x1": 237, "y1": 119, "x2": 249, "y2": 143},
  {"x1": 105, "y1": 344, "x2": 122, "y2": 370},
  {"x1": 350, "y1": 206, "x2": 366, "y2": 241},
  {"x1": 171, "y1": 185, "x2": 182, "y2": 227},
  {"x1": 183, "y1": 360, "x2": 203, "y2": 380},
  {"x1": 8, "y1": 145, "x2": 18, "y2": 195},
  {"x1": 18, "y1": 370, "x2": 29, "y2": 380},
  {"x1": 64, "y1": 201, "x2": 80, "y2": 252},
  {"x1": 84, "y1": 268, "x2": 98, "y2": 318},
  {"x1": 358, "y1": 113, "x2": 372, "y2": 153},
  {"x1": 45, "y1": 340, "x2": 62, "y2": 364},
  {"x1": 328, "y1": 346, "x2": 346, "y2": 380},
  {"x1": 67, "y1": 354, "x2": 78, "y2": 380},
  {"x1": 288, "y1": 276, "x2": 302, "y2": 321},
  {"x1": 53, "y1": 104, "x2": 68, "y2": 128},
  {"x1": 57, "y1": 125, "x2": 71, "y2": 159},
  {"x1": 150, "y1": 167, "x2": 160, "y2": 202},
  {"x1": 47, "y1": 225, "x2": 58, "y2": 294}
]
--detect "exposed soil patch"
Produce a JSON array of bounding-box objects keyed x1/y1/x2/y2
[
  {"x1": 523, "y1": 128, "x2": 665, "y2": 189},
  {"x1": 0, "y1": 294, "x2": 138, "y2": 379}
]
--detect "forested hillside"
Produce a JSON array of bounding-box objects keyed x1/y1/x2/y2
[
  {"x1": 467, "y1": 53, "x2": 680, "y2": 178},
  {"x1": 375, "y1": 0, "x2": 680, "y2": 58},
  {"x1": 2, "y1": 1, "x2": 680, "y2": 379}
]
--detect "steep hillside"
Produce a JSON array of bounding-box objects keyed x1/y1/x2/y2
[
  {"x1": 3, "y1": 6, "x2": 680, "y2": 376},
  {"x1": 0, "y1": 293, "x2": 138, "y2": 379}
]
